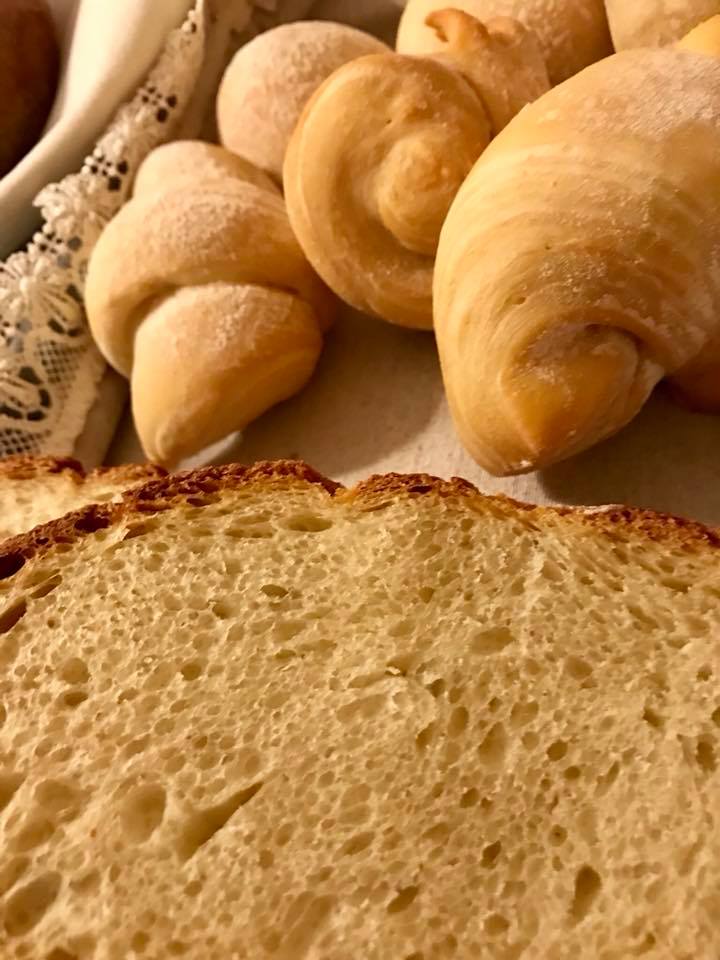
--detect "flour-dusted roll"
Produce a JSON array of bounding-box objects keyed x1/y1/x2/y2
[
  {"x1": 217, "y1": 20, "x2": 389, "y2": 182},
  {"x1": 434, "y1": 40, "x2": 720, "y2": 475},
  {"x1": 606, "y1": 0, "x2": 720, "y2": 50},
  {"x1": 396, "y1": 0, "x2": 611, "y2": 83},
  {"x1": 85, "y1": 141, "x2": 335, "y2": 466},
  {"x1": 285, "y1": 10, "x2": 549, "y2": 329}
]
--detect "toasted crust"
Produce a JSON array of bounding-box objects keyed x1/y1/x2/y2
[
  {"x1": 0, "y1": 455, "x2": 166, "y2": 486},
  {"x1": 0, "y1": 460, "x2": 717, "y2": 583}
]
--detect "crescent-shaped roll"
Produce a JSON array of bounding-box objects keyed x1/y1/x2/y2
[
  {"x1": 85, "y1": 141, "x2": 334, "y2": 466},
  {"x1": 434, "y1": 46, "x2": 720, "y2": 476},
  {"x1": 396, "y1": 0, "x2": 612, "y2": 84},
  {"x1": 606, "y1": 0, "x2": 720, "y2": 51},
  {"x1": 284, "y1": 10, "x2": 549, "y2": 329},
  {"x1": 217, "y1": 21, "x2": 389, "y2": 181}
]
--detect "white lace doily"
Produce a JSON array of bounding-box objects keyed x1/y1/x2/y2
[{"x1": 0, "y1": 1, "x2": 207, "y2": 459}]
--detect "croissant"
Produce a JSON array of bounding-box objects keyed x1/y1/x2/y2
[
  {"x1": 434, "y1": 37, "x2": 720, "y2": 475},
  {"x1": 85, "y1": 141, "x2": 334, "y2": 466},
  {"x1": 606, "y1": 0, "x2": 720, "y2": 51},
  {"x1": 284, "y1": 10, "x2": 549, "y2": 329},
  {"x1": 396, "y1": 0, "x2": 612, "y2": 84},
  {"x1": 217, "y1": 20, "x2": 388, "y2": 181}
]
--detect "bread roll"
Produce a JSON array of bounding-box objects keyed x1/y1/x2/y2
[
  {"x1": 606, "y1": 0, "x2": 720, "y2": 50},
  {"x1": 217, "y1": 21, "x2": 388, "y2": 181},
  {"x1": 0, "y1": 0, "x2": 59, "y2": 177},
  {"x1": 396, "y1": 0, "x2": 611, "y2": 84},
  {"x1": 85, "y1": 141, "x2": 334, "y2": 466},
  {"x1": 434, "y1": 45, "x2": 720, "y2": 475},
  {"x1": 284, "y1": 10, "x2": 549, "y2": 329}
]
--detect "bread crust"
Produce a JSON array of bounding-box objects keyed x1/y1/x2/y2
[
  {"x1": 0, "y1": 460, "x2": 717, "y2": 583},
  {"x1": 0, "y1": 455, "x2": 166, "y2": 485}
]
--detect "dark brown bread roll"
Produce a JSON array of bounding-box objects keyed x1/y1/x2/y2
[{"x1": 0, "y1": 0, "x2": 59, "y2": 178}]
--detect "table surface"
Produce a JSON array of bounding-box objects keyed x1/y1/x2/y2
[{"x1": 108, "y1": 304, "x2": 720, "y2": 527}]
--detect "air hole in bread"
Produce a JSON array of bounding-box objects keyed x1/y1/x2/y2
[
  {"x1": 261, "y1": 583, "x2": 287, "y2": 599},
  {"x1": 472, "y1": 626, "x2": 514, "y2": 655},
  {"x1": 565, "y1": 656, "x2": 593, "y2": 681},
  {"x1": 0, "y1": 552, "x2": 26, "y2": 580},
  {"x1": 29, "y1": 576, "x2": 62, "y2": 601},
  {"x1": 58, "y1": 658, "x2": 89, "y2": 686},
  {"x1": 0, "y1": 772, "x2": 25, "y2": 813},
  {"x1": 176, "y1": 782, "x2": 263, "y2": 861},
  {"x1": 485, "y1": 912, "x2": 510, "y2": 936},
  {"x1": 642, "y1": 706, "x2": 664, "y2": 730},
  {"x1": 478, "y1": 723, "x2": 507, "y2": 767},
  {"x1": 418, "y1": 586, "x2": 435, "y2": 603},
  {"x1": 386, "y1": 652, "x2": 415, "y2": 675},
  {"x1": 283, "y1": 514, "x2": 333, "y2": 533},
  {"x1": 482, "y1": 840, "x2": 502, "y2": 868},
  {"x1": 459, "y1": 788, "x2": 479, "y2": 808},
  {"x1": 415, "y1": 722, "x2": 434, "y2": 751},
  {"x1": 187, "y1": 495, "x2": 220, "y2": 508},
  {"x1": 34, "y1": 780, "x2": 82, "y2": 820},
  {"x1": 0, "y1": 599, "x2": 27, "y2": 635},
  {"x1": 57, "y1": 687, "x2": 88, "y2": 709},
  {"x1": 547, "y1": 740, "x2": 568, "y2": 762},
  {"x1": 120, "y1": 783, "x2": 167, "y2": 842},
  {"x1": 549, "y1": 825, "x2": 567, "y2": 846},
  {"x1": 341, "y1": 832, "x2": 374, "y2": 856},
  {"x1": 4, "y1": 871, "x2": 61, "y2": 937},
  {"x1": 122, "y1": 520, "x2": 158, "y2": 541},
  {"x1": 449, "y1": 706, "x2": 469, "y2": 737},
  {"x1": 45, "y1": 947, "x2": 78, "y2": 960},
  {"x1": 0, "y1": 856, "x2": 29, "y2": 897},
  {"x1": 387, "y1": 885, "x2": 419, "y2": 914},
  {"x1": 511, "y1": 702, "x2": 538, "y2": 731},
  {"x1": 13, "y1": 814, "x2": 56, "y2": 852},
  {"x1": 660, "y1": 577, "x2": 690, "y2": 594},
  {"x1": 180, "y1": 660, "x2": 203, "y2": 682},
  {"x1": 224, "y1": 524, "x2": 273, "y2": 540},
  {"x1": 570, "y1": 866, "x2": 602, "y2": 924},
  {"x1": 697, "y1": 665, "x2": 713, "y2": 682},
  {"x1": 695, "y1": 738, "x2": 716, "y2": 774},
  {"x1": 73, "y1": 511, "x2": 111, "y2": 534},
  {"x1": 70, "y1": 869, "x2": 100, "y2": 895}
]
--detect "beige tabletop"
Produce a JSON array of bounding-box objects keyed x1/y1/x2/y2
[{"x1": 108, "y1": 304, "x2": 720, "y2": 527}]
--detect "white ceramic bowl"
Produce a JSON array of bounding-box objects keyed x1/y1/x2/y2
[{"x1": 0, "y1": 0, "x2": 193, "y2": 259}]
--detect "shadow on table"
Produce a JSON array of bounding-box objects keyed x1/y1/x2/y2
[
  {"x1": 539, "y1": 390, "x2": 720, "y2": 526},
  {"x1": 213, "y1": 306, "x2": 444, "y2": 478}
]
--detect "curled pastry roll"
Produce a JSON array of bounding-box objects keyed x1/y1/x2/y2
[
  {"x1": 284, "y1": 10, "x2": 549, "y2": 329},
  {"x1": 397, "y1": 0, "x2": 612, "y2": 84},
  {"x1": 85, "y1": 141, "x2": 334, "y2": 466},
  {"x1": 434, "y1": 43, "x2": 720, "y2": 475}
]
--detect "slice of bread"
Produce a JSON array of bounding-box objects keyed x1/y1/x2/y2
[
  {"x1": 0, "y1": 461, "x2": 717, "y2": 958},
  {"x1": 0, "y1": 456, "x2": 166, "y2": 540}
]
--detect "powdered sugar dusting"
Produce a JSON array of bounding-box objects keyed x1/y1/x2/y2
[
  {"x1": 541, "y1": 48, "x2": 720, "y2": 142},
  {"x1": 218, "y1": 21, "x2": 388, "y2": 178}
]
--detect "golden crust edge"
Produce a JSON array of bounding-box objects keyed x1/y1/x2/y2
[
  {"x1": 0, "y1": 459, "x2": 717, "y2": 583},
  {"x1": 0, "y1": 455, "x2": 166, "y2": 486}
]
